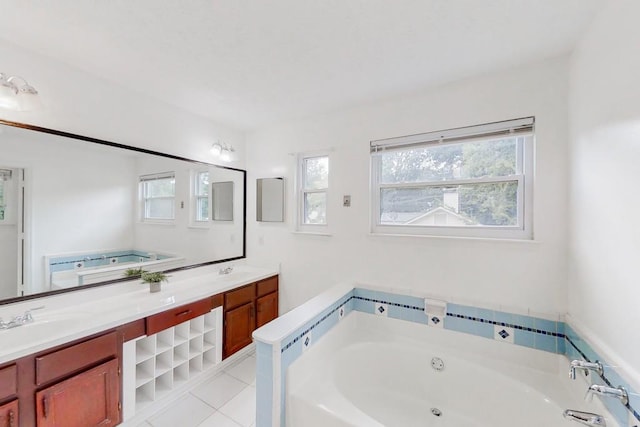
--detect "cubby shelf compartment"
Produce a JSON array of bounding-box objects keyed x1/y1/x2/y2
[{"x1": 128, "y1": 307, "x2": 223, "y2": 413}]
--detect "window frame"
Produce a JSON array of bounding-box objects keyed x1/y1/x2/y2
[
  {"x1": 139, "y1": 172, "x2": 176, "y2": 223},
  {"x1": 192, "y1": 170, "x2": 210, "y2": 224},
  {"x1": 296, "y1": 152, "x2": 330, "y2": 231},
  {"x1": 370, "y1": 117, "x2": 534, "y2": 240}
]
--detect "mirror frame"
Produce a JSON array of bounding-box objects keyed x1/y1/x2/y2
[{"x1": 0, "y1": 118, "x2": 247, "y2": 306}]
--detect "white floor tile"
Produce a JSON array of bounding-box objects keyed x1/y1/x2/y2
[
  {"x1": 197, "y1": 411, "x2": 242, "y2": 427},
  {"x1": 224, "y1": 355, "x2": 256, "y2": 385},
  {"x1": 191, "y1": 373, "x2": 247, "y2": 409},
  {"x1": 218, "y1": 386, "x2": 256, "y2": 427},
  {"x1": 147, "y1": 394, "x2": 215, "y2": 427}
]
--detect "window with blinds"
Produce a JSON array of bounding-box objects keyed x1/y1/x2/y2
[{"x1": 370, "y1": 117, "x2": 534, "y2": 239}]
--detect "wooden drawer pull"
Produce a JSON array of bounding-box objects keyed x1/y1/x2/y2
[{"x1": 176, "y1": 309, "x2": 192, "y2": 317}]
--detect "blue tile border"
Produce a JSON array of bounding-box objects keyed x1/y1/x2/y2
[
  {"x1": 445, "y1": 312, "x2": 563, "y2": 337},
  {"x1": 264, "y1": 287, "x2": 640, "y2": 427}
]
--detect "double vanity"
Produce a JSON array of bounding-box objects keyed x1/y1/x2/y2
[{"x1": 0, "y1": 265, "x2": 278, "y2": 426}]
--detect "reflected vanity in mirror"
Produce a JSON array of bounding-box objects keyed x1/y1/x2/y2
[
  {"x1": 0, "y1": 119, "x2": 246, "y2": 304},
  {"x1": 257, "y1": 177, "x2": 285, "y2": 222}
]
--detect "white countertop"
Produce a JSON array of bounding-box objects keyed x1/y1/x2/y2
[{"x1": 0, "y1": 264, "x2": 278, "y2": 364}]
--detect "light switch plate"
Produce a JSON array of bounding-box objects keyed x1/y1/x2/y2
[{"x1": 343, "y1": 195, "x2": 351, "y2": 207}]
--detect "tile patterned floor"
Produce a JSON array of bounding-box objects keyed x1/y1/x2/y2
[{"x1": 139, "y1": 353, "x2": 257, "y2": 427}]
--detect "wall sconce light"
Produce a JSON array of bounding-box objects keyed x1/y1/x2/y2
[
  {"x1": 210, "y1": 141, "x2": 236, "y2": 162},
  {"x1": 0, "y1": 72, "x2": 40, "y2": 111}
]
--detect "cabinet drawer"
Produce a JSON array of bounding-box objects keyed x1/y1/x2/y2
[
  {"x1": 36, "y1": 332, "x2": 118, "y2": 386},
  {"x1": 225, "y1": 284, "x2": 256, "y2": 310},
  {"x1": 257, "y1": 276, "x2": 278, "y2": 297},
  {"x1": 0, "y1": 365, "x2": 17, "y2": 400},
  {"x1": 146, "y1": 298, "x2": 212, "y2": 335}
]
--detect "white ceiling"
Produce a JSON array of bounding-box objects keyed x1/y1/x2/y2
[{"x1": 0, "y1": 1, "x2": 603, "y2": 130}]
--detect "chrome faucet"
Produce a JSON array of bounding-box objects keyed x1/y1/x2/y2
[
  {"x1": 563, "y1": 409, "x2": 606, "y2": 426},
  {"x1": 0, "y1": 306, "x2": 45, "y2": 330},
  {"x1": 218, "y1": 266, "x2": 234, "y2": 275},
  {"x1": 586, "y1": 384, "x2": 628, "y2": 406},
  {"x1": 570, "y1": 360, "x2": 604, "y2": 379}
]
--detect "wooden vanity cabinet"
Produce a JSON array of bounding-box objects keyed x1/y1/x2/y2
[
  {"x1": 256, "y1": 291, "x2": 278, "y2": 329},
  {"x1": 223, "y1": 275, "x2": 279, "y2": 358},
  {"x1": 4, "y1": 322, "x2": 138, "y2": 427},
  {"x1": 35, "y1": 359, "x2": 119, "y2": 427},
  {"x1": 33, "y1": 331, "x2": 121, "y2": 427},
  {"x1": 0, "y1": 400, "x2": 18, "y2": 427},
  {"x1": 0, "y1": 363, "x2": 18, "y2": 427}
]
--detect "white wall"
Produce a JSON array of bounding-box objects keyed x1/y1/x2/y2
[
  {"x1": 246, "y1": 57, "x2": 570, "y2": 316},
  {"x1": 0, "y1": 38, "x2": 246, "y2": 167},
  {"x1": 568, "y1": 0, "x2": 640, "y2": 380},
  {"x1": 133, "y1": 156, "x2": 245, "y2": 265},
  {"x1": 0, "y1": 129, "x2": 137, "y2": 294}
]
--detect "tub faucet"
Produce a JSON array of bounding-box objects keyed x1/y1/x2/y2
[
  {"x1": 570, "y1": 360, "x2": 603, "y2": 379},
  {"x1": 563, "y1": 409, "x2": 606, "y2": 426},
  {"x1": 585, "y1": 384, "x2": 628, "y2": 406}
]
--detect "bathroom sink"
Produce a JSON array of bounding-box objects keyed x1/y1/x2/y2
[{"x1": 0, "y1": 310, "x2": 92, "y2": 331}]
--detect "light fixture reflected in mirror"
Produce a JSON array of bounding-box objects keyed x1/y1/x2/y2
[
  {"x1": 210, "y1": 141, "x2": 236, "y2": 162},
  {"x1": 0, "y1": 73, "x2": 40, "y2": 111}
]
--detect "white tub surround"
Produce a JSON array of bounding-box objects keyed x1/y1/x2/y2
[
  {"x1": 0, "y1": 263, "x2": 277, "y2": 365},
  {"x1": 253, "y1": 284, "x2": 639, "y2": 427},
  {"x1": 288, "y1": 312, "x2": 613, "y2": 427}
]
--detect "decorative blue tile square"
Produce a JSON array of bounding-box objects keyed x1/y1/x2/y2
[
  {"x1": 374, "y1": 302, "x2": 388, "y2": 317},
  {"x1": 556, "y1": 337, "x2": 566, "y2": 355}
]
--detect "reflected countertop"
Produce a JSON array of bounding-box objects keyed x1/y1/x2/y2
[{"x1": 0, "y1": 264, "x2": 278, "y2": 365}]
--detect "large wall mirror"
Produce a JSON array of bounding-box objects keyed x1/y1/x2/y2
[{"x1": 0, "y1": 120, "x2": 246, "y2": 305}]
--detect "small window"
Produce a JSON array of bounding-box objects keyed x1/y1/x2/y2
[
  {"x1": 371, "y1": 117, "x2": 534, "y2": 239},
  {"x1": 194, "y1": 171, "x2": 210, "y2": 222},
  {"x1": 298, "y1": 154, "x2": 329, "y2": 227},
  {"x1": 140, "y1": 172, "x2": 176, "y2": 221}
]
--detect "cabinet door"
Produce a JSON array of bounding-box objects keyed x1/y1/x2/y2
[
  {"x1": 256, "y1": 292, "x2": 278, "y2": 329},
  {"x1": 0, "y1": 400, "x2": 18, "y2": 427},
  {"x1": 36, "y1": 359, "x2": 120, "y2": 427},
  {"x1": 224, "y1": 302, "x2": 254, "y2": 358}
]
